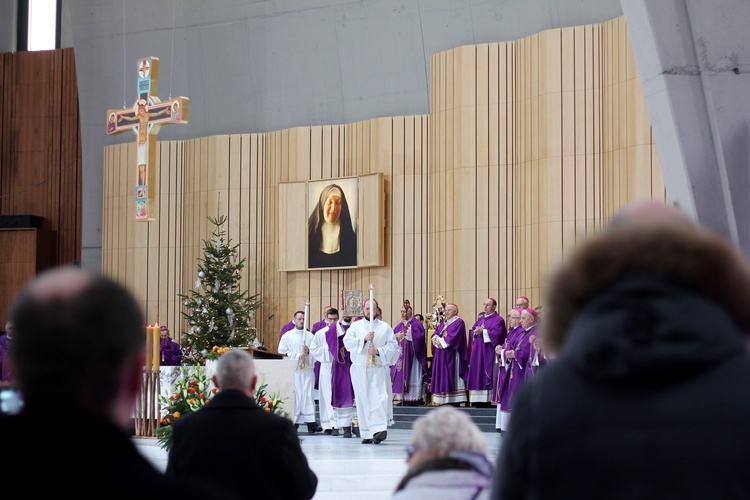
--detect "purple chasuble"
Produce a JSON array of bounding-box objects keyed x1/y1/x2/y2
[
  {"x1": 160, "y1": 338, "x2": 183, "y2": 366},
  {"x1": 429, "y1": 318, "x2": 469, "y2": 396},
  {"x1": 466, "y1": 312, "x2": 507, "y2": 393},
  {"x1": 390, "y1": 316, "x2": 429, "y2": 396},
  {"x1": 493, "y1": 324, "x2": 535, "y2": 410},
  {"x1": 326, "y1": 322, "x2": 355, "y2": 408}
]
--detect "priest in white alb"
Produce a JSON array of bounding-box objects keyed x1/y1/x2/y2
[
  {"x1": 278, "y1": 308, "x2": 319, "y2": 434},
  {"x1": 344, "y1": 292, "x2": 399, "y2": 444}
]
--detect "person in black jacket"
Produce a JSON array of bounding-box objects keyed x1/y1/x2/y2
[
  {"x1": 0, "y1": 267, "x2": 231, "y2": 498},
  {"x1": 493, "y1": 201, "x2": 750, "y2": 499},
  {"x1": 167, "y1": 348, "x2": 318, "y2": 500}
]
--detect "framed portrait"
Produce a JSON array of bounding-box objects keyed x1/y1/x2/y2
[
  {"x1": 307, "y1": 178, "x2": 358, "y2": 269},
  {"x1": 278, "y1": 173, "x2": 384, "y2": 272}
]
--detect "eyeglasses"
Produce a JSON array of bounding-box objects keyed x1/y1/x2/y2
[{"x1": 405, "y1": 444, "x2": 421, "y2": 460}]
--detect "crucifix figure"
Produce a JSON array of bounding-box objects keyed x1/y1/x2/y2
[{"x1": 106, "y1": 56, "x2": 189, "y2": 221}]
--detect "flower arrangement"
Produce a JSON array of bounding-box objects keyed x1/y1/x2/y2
[
  {"x1": 155, "y1": 366, "x2": 289, "y2": 450},
  {"x1": 155, "y1": 366, "x2": 214, "y2": 450},
  {"x1": 204, "y1": 345, "x2": 231, "y2": 361},
  {"x1": 255, "y1": 380, "x2": 289, "y2": 419}
]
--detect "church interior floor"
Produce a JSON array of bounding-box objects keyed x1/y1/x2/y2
[{"x1": 134, "y1": 428, "x2": 503, "y2": 499}]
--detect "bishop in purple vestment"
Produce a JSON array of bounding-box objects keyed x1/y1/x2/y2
[
  {"x1": 466, "y1": 298, "x2": 507, "y2": 404},
  {"x1": 391, "y1": 299, "x2": 428, "y2": 404},
  {"x1": 493, "y1": 308, "x2": 537, "y2": 432},
  {"x1": 429, "y1": 303, "x2": 469, "y2": 405}
]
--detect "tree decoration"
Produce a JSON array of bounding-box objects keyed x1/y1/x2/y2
[{"x1": 179, "y1": 215, "x2": 262, "y2": 365}]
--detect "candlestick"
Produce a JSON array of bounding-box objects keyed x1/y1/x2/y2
[
  {"x1": 366, "y1": 284, "x2": 377, "y2": 366},
  {"x1": 300, "y1": 301, "x2": 310, "y2": 370},
  {"x1": 145, "y1": 325, "x2": 153, "y2": 371},
  {"x1": 369, "y1": 284, "x2": 374, "y2": 321},
  {"x1": 303, "y1": 301, "x2": 310, "y2": 331},
  {"x1": 152, "y1": 323, "x2": 161, "y2": 371}
]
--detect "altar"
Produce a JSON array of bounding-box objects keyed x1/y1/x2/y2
[
  {"x1": 203, "y1": 356, "x2": 295, "y2": 417},
  {"x1": 147, "y1": 353, "x2": 296, "y2": 426}
]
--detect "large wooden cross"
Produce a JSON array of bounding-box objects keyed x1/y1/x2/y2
[{"x1": 106, "y1": 56, "x2": 189, "y2": 221}]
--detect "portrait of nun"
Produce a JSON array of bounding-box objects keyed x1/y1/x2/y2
[{"x1": 307, "y1": 180, "x2": 357, "y2": 269}]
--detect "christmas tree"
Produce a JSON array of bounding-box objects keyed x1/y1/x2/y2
[{"x1": 179, "y1": 215, "x2": 261, "y2": 365}]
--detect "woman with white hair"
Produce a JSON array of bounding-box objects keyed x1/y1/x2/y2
[{"x1": 393, "y1": 406, "x2": 493, "y2": 499}]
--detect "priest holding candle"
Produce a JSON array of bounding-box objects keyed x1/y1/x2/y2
[
  {"x1": 278, "y1": 303, "x2": 320, "y2": 434},
  {"x1": 344, "y1": 285, "x2": 399, "y2": 444}
]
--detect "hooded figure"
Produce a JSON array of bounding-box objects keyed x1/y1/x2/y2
[{"x1": 493, "y1": 202, "x2": 750, "y2": 499}]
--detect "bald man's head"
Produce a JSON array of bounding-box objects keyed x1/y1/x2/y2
[{"x1": 10, "y1": 266, "x2": 145, "y2": 413}]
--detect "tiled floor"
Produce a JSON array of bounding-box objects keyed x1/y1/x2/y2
[{"x1": 134, "y1": 427, "x2": 503, "y2": 500}]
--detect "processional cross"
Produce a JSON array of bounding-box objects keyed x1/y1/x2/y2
[{"x1": 106, "y1": 56, "x2": 190, "y2": 221}]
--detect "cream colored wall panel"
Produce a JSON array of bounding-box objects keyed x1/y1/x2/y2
[
  {"x1": 540, "y1": 92, "x2": 562, "y2": 159},
  {"x1": 278, "y1": 182, "x2": 307, "y2": 271},
  {"x1": 225, "y1": 135, "x2": 242, "y2": 246},
  {"x1": 239, "y1": 134, "x2": 253, "y2": 263},
  {"x1": 539, "y1": 30, "x2": 558, "y2": 96},
  {"x1": 309, "y1": 127, "x2": 323, "y2": 179},
  {"x1": 629, "y1": 144, "x2": 656, "y2": 201},
  {"x1": 392, "y1": 118, "x2": 406, "y2": 241},
  {"x1": 628, "y1": 71, "x2": 652, "y2": 147},
  {"x1": 488, "y1": 43, "x2": 500, "y2": 117},
  {"x1": 321, "y1": 126, "x2": 334, "y2": 179},
  {"x1": 359, "y1": 172, "x2": 385, "y2": 268}
]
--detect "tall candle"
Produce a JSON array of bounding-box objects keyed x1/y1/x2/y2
[
  {"x1": 145, "y1": 325, "x2": 153, "y2": 371},
  {"x1": 152, "y1": 323, "x2": 161, "y2": 371},
  {"x1": 303, "y1": 301, "x2": 310, "y2": 331},
  {"x1": 369, "y1": 284, "x2": 374, "y2": 321}
]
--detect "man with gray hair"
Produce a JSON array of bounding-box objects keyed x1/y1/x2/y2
[{"x1": 167, "y1": 349, "x2": 317, "y2": 499}]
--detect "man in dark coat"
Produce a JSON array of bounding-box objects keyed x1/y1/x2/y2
[
  {"x1": 493, "y1": 202, "x2": 750, "y2": 499},
  {"x1": 0, "y1": 267, "x2": 229, "y2": 498},
  {"x1": 167, "y1": 349, "x2": 318, "y2": 500}
]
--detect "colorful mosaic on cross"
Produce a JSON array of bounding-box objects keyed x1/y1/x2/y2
[{"x1": 106, "y1": 56, "x2": 190, "y2": 221}]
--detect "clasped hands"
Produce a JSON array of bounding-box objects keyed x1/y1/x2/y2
[
  {"x1": 495, "y1": 345, "x2": 514, "y2": 358},
  {"x1": 431, "y1": 335, "x2": 443, "y2": 349},
  {"x1": 299, "y1": 345, "x2": 309, "y2": 360}
]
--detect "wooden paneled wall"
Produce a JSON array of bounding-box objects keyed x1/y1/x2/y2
[
  {"x1": 103, "y1": 16, "x2": 663, "y2": 351},
  {"x1": 430, "y1": 17, "x2": 662, "y2": 315},
  {"x1": 0, "y1": 48, "x2": 81, "y2": 323}
]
